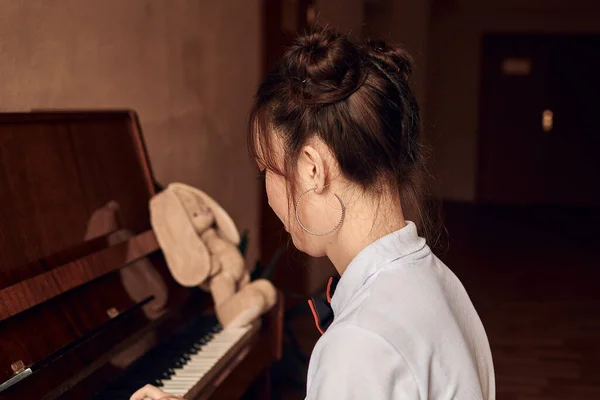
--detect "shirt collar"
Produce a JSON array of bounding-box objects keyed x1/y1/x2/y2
[{"x1": 330, "y1": 221, "x2": 426, "y2": 317}]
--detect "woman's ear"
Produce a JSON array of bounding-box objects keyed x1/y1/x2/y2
[{"x1": 297, "y1": 144, "x2": 327, "y2": 193}]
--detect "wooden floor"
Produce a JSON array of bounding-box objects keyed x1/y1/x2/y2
[{"x1": 272, "y1": 202, "x2": 600, "y2": 400}]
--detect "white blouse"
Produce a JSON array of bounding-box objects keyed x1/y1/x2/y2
[{"x1": 305, "y1": 222, "x2": 495, "y2": 399}]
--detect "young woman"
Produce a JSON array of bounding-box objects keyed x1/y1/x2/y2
[
  {"x1": 250, "y1": 25, "x2": 495, "y2": 399},
  {"x1": 132, "y1": 26, "x2": 495, "y2": 400}
]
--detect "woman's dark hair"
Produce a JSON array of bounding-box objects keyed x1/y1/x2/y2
[{"x1": 248, "y1": 26, "x2": 440, "y2": 244}]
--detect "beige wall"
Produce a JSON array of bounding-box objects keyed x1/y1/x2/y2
[
  {"x1": 0, "y1": 0, "x2": 262, "y2": 263},
  {"x1": 428, "y1": 0, "x2": 600, "y2": 201}
]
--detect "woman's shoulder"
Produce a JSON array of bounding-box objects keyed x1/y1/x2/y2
[{"x1": 340, "y1": 255, "x2": 482, "y2": 351}]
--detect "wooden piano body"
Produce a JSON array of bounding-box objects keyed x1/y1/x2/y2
[{"x1": 0, "y1": 111, "x2": 283, "y2": 400}]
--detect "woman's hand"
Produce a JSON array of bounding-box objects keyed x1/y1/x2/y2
[{"x1": 129, "y1": 384, "x2": 184, "y2": 400}]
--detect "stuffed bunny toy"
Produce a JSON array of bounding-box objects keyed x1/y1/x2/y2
[{"x1": 150, "y1": 183, "x2": 276, "y2": 328}]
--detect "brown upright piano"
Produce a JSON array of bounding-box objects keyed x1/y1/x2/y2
[{"x1": 0, "y1": 111, "x2": 283, "y2": 400}]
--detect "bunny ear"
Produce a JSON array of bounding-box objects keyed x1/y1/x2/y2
[
  {"x1": 167, "y1": 183, "x2": 240, "y2": 245},
  {"x1": 149, "y1": 188, "x2": 211, "y2": 287}
]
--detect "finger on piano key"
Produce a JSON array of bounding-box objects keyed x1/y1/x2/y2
[{"x1": 129, "y1": 384, "x2": 183, "y2": 400}]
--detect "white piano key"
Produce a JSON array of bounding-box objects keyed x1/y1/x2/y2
[
  {"x1": 179, "y1": 361, "x2": 215, "y2": 367},
  {"x1": 162, "y1": 382, "x2": 194, "y2": 389},
  {"x1": 159, "y1": 386, "x2": 187, "y2": 395},
  {"x1": 172, "y1": 368, "x2": 209, "y2": 375},
  {"x1": 161, "y1": 380, "x2": 192, "y2": 391},
  {"x1": 167, "y1": 375, "x2": 201, "y2": 381}
]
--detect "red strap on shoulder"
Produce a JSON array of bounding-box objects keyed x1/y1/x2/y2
[
  {"x1": 326, "y1": 276, "x2": 334, "y2": 303},
  {"x1": 308, "y1": 299, "x2": 325, "y2": 335}
]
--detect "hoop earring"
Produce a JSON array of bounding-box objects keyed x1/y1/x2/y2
[{"x1": 295, "y1": 186, "x2": 346, "y2": 236}]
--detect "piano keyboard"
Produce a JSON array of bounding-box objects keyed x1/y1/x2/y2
[
  {"x1": 93, "y1": 315, "x2": 255, "y2": 400},
  {"x1": 158, "y1": 325, "x2": 251, "y2": 397}
]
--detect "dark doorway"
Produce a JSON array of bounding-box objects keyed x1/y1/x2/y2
[{"x1": 477, "y1": 34, "x2": 600, "y2": 206}]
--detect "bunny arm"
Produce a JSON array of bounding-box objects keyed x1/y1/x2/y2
[{"x1": 200, "y1": 228, "x2": 247, "y2": 283}]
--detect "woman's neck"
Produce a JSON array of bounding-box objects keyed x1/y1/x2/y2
[{"x1": 325, "y1": 187, "x2": 406, "y2": 275}]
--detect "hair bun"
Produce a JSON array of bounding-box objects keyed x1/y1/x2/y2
[
  {"x1": 281, "y1": 26, "x2": 364, "y2": 106},
  {"x1": 366, "y1": 39, "x2": 413, "y2": 80}
]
